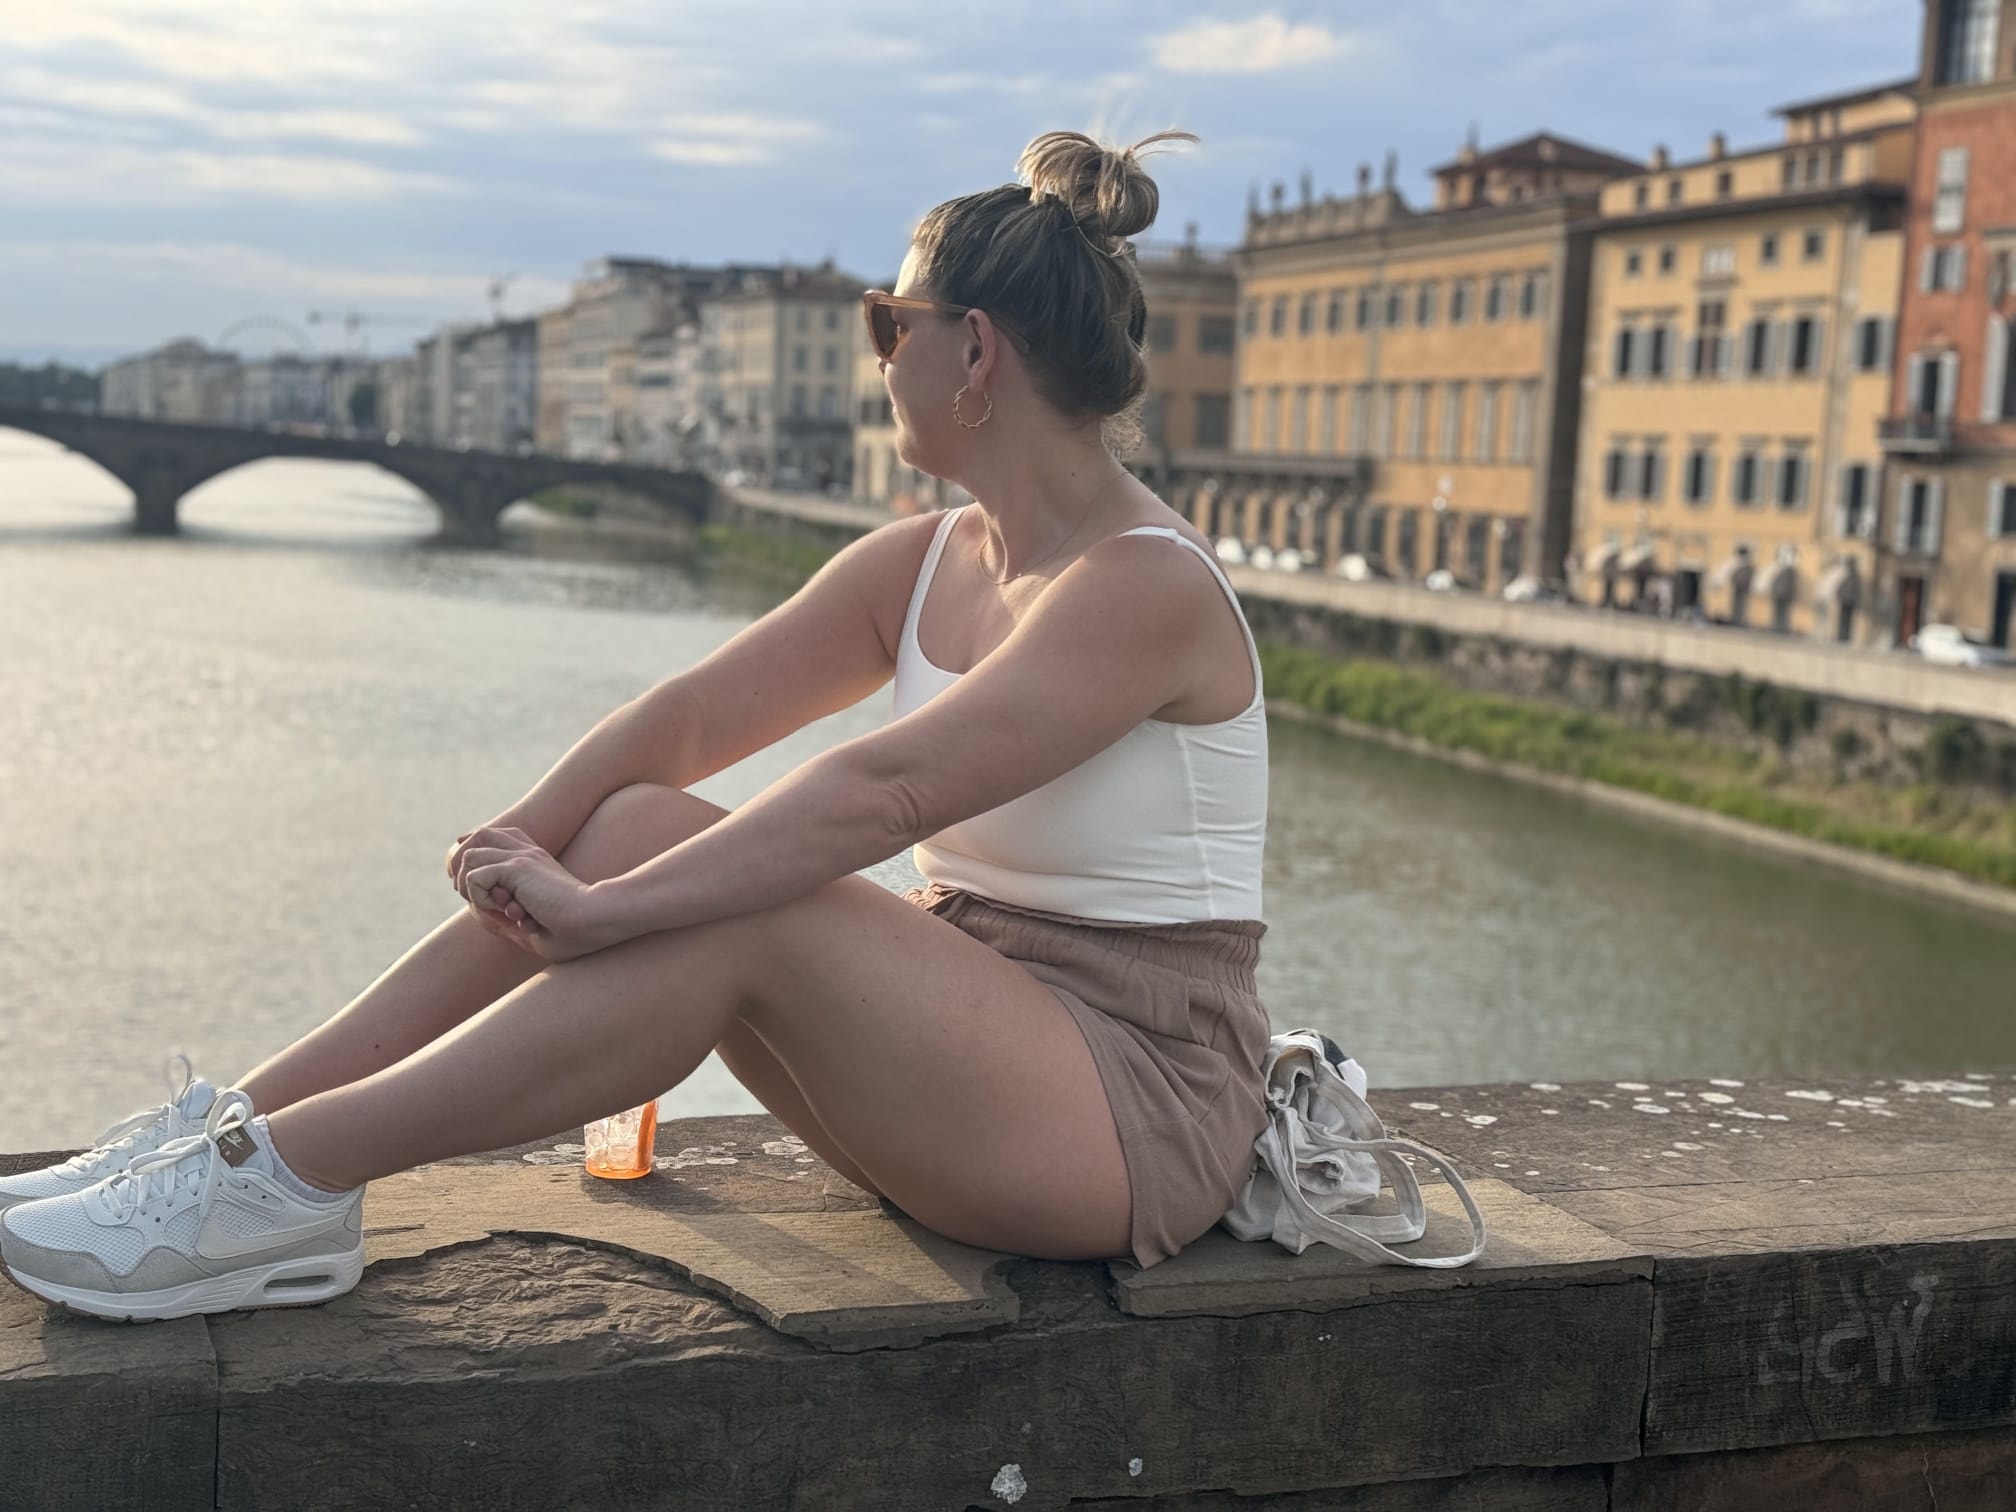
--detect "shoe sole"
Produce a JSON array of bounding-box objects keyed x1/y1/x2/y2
[{"x1": 2, "y1": 1244, "x2": 364, "y2": 1323}]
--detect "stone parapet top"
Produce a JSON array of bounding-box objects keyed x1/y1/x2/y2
[{"x1": 3, "y1": 1070, "x2": 2012, "y2": 1510}]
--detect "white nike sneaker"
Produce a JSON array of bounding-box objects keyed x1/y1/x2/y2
[
  {"x1": 0, "y1": 1088, "x2": 365, "y2": 1322},
  {"x1": 0, "y1": 1054, "x2": 220, "y2": 1217}
]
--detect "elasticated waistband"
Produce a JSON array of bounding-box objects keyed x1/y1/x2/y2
[{"x1": 906, "y1": 883, "x2": 1265, "y2": 985}]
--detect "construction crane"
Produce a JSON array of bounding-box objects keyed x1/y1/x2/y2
[
  {"x1": 304, "y1": 309, "x2": 437, "y2": 355},
  {"x1": 487, "y1": 273, "x2": 517, "y2": 322}
]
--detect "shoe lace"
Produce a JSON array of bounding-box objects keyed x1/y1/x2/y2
[
  {"x1": 63, "y1": 1051, "x2": 202, "y2": 1174},
  {"x1": 99, "y1": 1088, "x2": 255, "y2": 1225}
]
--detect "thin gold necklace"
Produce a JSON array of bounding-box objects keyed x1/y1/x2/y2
[{"x1": 979, "y1": 469, "x2": 1130, "y2": 585}]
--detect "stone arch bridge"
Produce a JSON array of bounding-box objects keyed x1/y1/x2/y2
[{"x1": 0, "y1": 409, "x2": 710, "y2": 544}]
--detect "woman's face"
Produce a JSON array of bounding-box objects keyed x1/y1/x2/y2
[{"x1": 885, "y1": 246, "x2": 984, "y2": 478}]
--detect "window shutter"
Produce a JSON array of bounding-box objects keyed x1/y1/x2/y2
[
  {"x1": 1921, "y1": 246, "x2": 1936, "y2": 292},
  {"x1": 1984, "y1": 314, "x2": 2010, "y2": 422},
  {"x1": 1718, "y1": 328, "x2": 1737, "y2": 379},
  {"x1": 1835, "y1": 467, "x2": 1852, "y2": 538},
  {"x1": 1878, "y1": 315, "x2": 1896, "y2": 373},
  {"x1": 1928, "y1": 480, "x2": 1946, "y2": 553},
  {"x1": 1954, "y1": 246, "x2": 1968, "y2": 292},
  {"x1": 1990, "y1": 481, "x2": 2009, "y2": 540},
  {"x1": 1937, "y1": 351, "x2": 1960, "y2": 417},
  {"x1": 1894, "y1": 477, "x2": 1913, "y2": 553}
]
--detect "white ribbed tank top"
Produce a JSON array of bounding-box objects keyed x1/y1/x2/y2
[{"x1": 892, "y1": 504, "x2": 1267, "y2": 925}]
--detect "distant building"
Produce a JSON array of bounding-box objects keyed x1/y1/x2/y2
[
  {"x1": 465, "y1": 318, "x2": 537, "y2": 453},
  {"x1": 534, "y1": 306, "x2": 573, "y2": 456},
  {"x1": 1883, "y1": 0, "x2": 2016, "y2": 651},
  {"x1": 630, "y1": 319, "x2": 705, "y2": 468},
  {"x1": 101, "y1": 339, "x2": 240, "y2": 424},
  {"x1": 1226, "y1": 134, "x2": 1639, "y2": 587},
  {"x1": 372, "y1": 356, "x2": 417, "y2": 439},
  {"x1": 413, "y1": 326, "x2": 479, "y2": 447},
  {"x1": 1575, "y1": 83, "x2": 1916, "y2": 640},
  {"x1": 698, "y1": 260, "x2": 864, "y2": 487},
  {"x1": 1136, "y1": 228, "x2": 1238, "y2": 461}
]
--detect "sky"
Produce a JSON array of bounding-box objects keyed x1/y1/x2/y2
[{"x1": 1, "y1": 0, "x2": 1921, "y2": 367}]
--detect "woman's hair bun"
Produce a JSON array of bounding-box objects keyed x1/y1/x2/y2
[{"x1": 1017, "y1": 129, "x2": 1197, "y2": 243}]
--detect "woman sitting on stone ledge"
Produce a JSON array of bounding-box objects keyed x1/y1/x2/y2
[{"x1": 0, "y1": 128, "x2": 1274, "y2": 1323}]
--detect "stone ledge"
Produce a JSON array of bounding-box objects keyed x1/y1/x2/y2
[{"x1": 2, "y1": 1075, "x2": 2012, "y2": 1510}]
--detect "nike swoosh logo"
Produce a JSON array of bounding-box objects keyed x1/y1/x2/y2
[{"x1": 195, "y1": 1200, "x2": 354, "y2": 1261}]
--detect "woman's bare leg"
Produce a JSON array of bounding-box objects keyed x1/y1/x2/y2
[{"x1": 233, "y1": 784, "x2": 883, "y2": 1194}]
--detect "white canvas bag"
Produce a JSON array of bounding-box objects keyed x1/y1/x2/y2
[{"x1": 1221, "y1": 1029, "x2": 1487, "y2": 1267}]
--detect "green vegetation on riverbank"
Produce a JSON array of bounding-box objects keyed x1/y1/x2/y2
[
  {"x1": 1260, "y1": 643, "x2": 2016, "y2": 892},
  {"x1": 696, "y1": 524, "x2": 836, "y2": 581}
]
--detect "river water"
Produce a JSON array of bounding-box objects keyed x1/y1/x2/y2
[{"x1": 3, "y1": 435, "x2": 2012, "y2": 1151}]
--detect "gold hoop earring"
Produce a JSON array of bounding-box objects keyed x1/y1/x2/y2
[{"x1": 952, "y1": 385, "x2": 993, "y2": 429}]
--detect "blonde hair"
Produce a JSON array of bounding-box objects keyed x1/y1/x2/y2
[{"x1": 910, "y1": 129, "x2": 1198, "y2": 451}]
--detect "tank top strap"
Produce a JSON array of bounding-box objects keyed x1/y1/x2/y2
[
  {"x1": 900, "y1": 506, "x2": 970, "y2": 661},
  {"x1": 1115, "y1": 526, "x2": 1264, "y2": 696}
]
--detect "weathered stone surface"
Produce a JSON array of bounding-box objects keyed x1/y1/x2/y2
[
  {"x1": 1071, "y1": 1465, "x2": 1609, "y2": 1511},
  {"x1": 1114, "y1": 1178, "x2": 1645, "y2": 1318},
  {"x1": 0, "y1": 1280, "x2": 216, "y2": 1512},
  {"x1": 1612, "y1": 1424, "x2": 2016, "y2": 1511},
  {"x1": 1377, "y1": 1075, "x2": 2016, "y2": 1454},
  {"x1": 359, "y1": 1161, "x2": 1020, "y2": 1350}
]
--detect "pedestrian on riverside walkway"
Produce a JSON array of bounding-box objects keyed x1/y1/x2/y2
[{"x1": 0, "y1": 129, "x2": 1274, "y2": 1322}]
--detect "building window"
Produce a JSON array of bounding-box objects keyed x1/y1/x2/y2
[
  {"x1": 1624, "y1": 248, "x2": 1644, "y2": 278},
  {"x1": 1348, "y1": 383, "x2": 1372, "y2": 452},
  {"x1": 1787, "y1": 315, "x2": 1823, "y2": 376},
  {"x1": 1906, "y1": 349, "x2": 1961, "y2": 417},
  {"x1": 1803, "y1": 229, "x2": 1826, "y2": 262},
  {"x1": 1692, "y1": 300, "x2": 1728, "y2": 378},
  {"x1": 1263, "y1": 388, "x2": 1282, "y2": 450},
  {"x1": 1508, "y1": 380, "x2": 1538, "y2": 462},
  {"x1": 1290, "y1": 386, "x2": 1311, "y2": 451},
  {"x1": 789, "y1": 384, "x2": 807, "y2": 417},
  {"x1": 1646, "y1": 323, "x2": 1672, "y2": 380},
  {"x1": 1991, "y1": 479, "x2": 2016, "y2": 537},
  {"x1": 1326, "y1": 292, "x2": 1345, "y2": 333},
  {"x1": 1298, "y1": 294, "x2": 1318, "y2": 336},
  {"x1": 1604, "y1": 443, "x2": 1631, "y2": 501},
  {"x1": 1656, "y1": 245, "x2": 1676, "y2": 275},
  {"x1": 1734, "y1": 447, "x2": 1763, "y2": 507},
  {"x1": 1147, "y1": 314, "x2": 1179, "y2": 352},
  {"x1": 1702, "y1": 245, "x2": 1736, "y2": 277},
  {"x1": 1934, "y1": 147, "x2": 1971, "y2": 233},
  {"x1": 1923, "y1": 244, "x2": 1968, "y2": 292},
  {"x1": 1716, "y1": 170, "x2": 1734, "y2": 198},
  {"x1": 1372, "y1": 384, "x2": 1397, "y2": 459},
  {"x1": 1760, "y1": 232, "x2": 1781, "y2": 267},
  {"x1": 792, "y1": 345, "x2": 808, "y2": 372},
  {"x1": 1355, "y1": 288, "x2": 1376, "y2": 329},
  {"x1": 1745, "y1": 318, "x2": 1775, "y2": 377},
  {"x1": 1194, "y1": 394, "x2": 1230, "y2": 447},
  {"x1": 1474, "y1": 380, "x2": 1501, "y2": 461},
  {"x1": 1986, "y1": 314, "x2": 2016, "y2": 419},
  {"x1": 1667, "y1": 178, "x2": 1684, "y2": 206},
  {"x1": 1613, "y1": 323, "x2": 1639, "y2": 379},
  {"x1": 1486, "y1": 275, "x2": 1512, "y2": 322},
  {"x1": 1439, "y1": 382, "x2": 1466, "y2": 461},
  {"x1": 1416, "y1": 282, "x2": 1440, "y2": 326},
  {"x1": 1634, "y1": 182, "x2": 1651, "y2": 210},
  {"x1": 1935, "y1": 0, "x2": 2000, "y2": 86},
  {"x1": 1639, "y1": 441, "x2": 1666, "y2": 502},
  {"x1": 1405, "y1": 382, "x2": 1431, "y2": 459},
  {"x1": 1684, "y1": 446, "x2": 1715, "y2": 506},
  {"x1": 1896, "y1": 476, "x2": 1945, "y2": 554},
  {"x1": 1854, "y1": 316, "x2": 1893, "y2": 372},
  {"x1": 1385, "y1": 286, "x2": 1407, "y2": 327},
  {"x1": 1242, "y1": 299, "x2": 1259, "y2": 337},
  {"x1": 1396, "y1": 510, "x2": 1419, "y2": 575},
  {"x1": 1449, "y1": 279, "x2": 1473, "y2": 324},
  {"x1": 1837, "y1": 462, "x2": 1873, "y2": 538},
  {"x1": 1776, "y1": 448, "x2": 1809, "y2": 510},
  {"x1": 1319, "y1": 386, "x2": 1340, "y2": 451},
  {"x1": 1269, "y1": 296, "x2": 1288, "y2": 336},
  {"x1": 1782, "y1": 156, "x2": 1799, "y2": 189},
  {"x1": 1233, "y1": 389, "x2": 1253, "y2": 448},
  {"x1": 1520, "y1": 271, "x2": 1547, "y2": 319},
  {"x1": 1198, "y1": 315, "x2": 1235, "y2": 353},
  {"x1": 822, "y1": 346, "x2": 839, "y2": 373}
]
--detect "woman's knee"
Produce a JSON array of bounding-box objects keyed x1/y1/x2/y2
[{"x1": 562, "y1": 783, "x2": 728, "y2": 879}]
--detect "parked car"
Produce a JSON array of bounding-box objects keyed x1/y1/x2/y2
[
  {"x1": 1423, "y1": 568, "x2": 1456, "y2": 592},
  {"x1": 1909, "y1": 623, "x2": 2013, "y2": 668}
]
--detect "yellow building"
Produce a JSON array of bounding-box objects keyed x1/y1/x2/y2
[
  {"x1": 1223, "y1": 136, "x2": 1638, "y2": 592},
  {"x1": 1572, "y1": 83, "x2": 1916, "y2": 640},
  {"x1": 698, "y1": 261, "x2": 861, "y2": 486},
  {"x1": 1136, "y1": 230, "x2": 1237, "y2": 461}
]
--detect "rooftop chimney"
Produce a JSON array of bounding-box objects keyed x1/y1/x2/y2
[
  {"x1": 1708, "y1": 131, "x2": 1727, "y2": 160},
  {"x1": 1649, "y1": 144, "x2": 1670, "y2": 171}
]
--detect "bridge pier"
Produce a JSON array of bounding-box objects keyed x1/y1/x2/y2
[{"x1": 132, "y1": 485, "x2": 181, "y2": 536}]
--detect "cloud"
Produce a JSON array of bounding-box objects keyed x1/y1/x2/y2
[
  {"x1": 0, "y1": 141, "x2": 456, "y2": 206},
  {"x1": 1149, "y1": 15, "x2": 1359, "y2": 74},
  {"x1": 0, "y1": 68, "x2": 423, "y2": 146}
]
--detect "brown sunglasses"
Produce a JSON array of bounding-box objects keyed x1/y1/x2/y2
[{"x1": 861, "y1": 291, "x2": 970, "y2": 362}]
